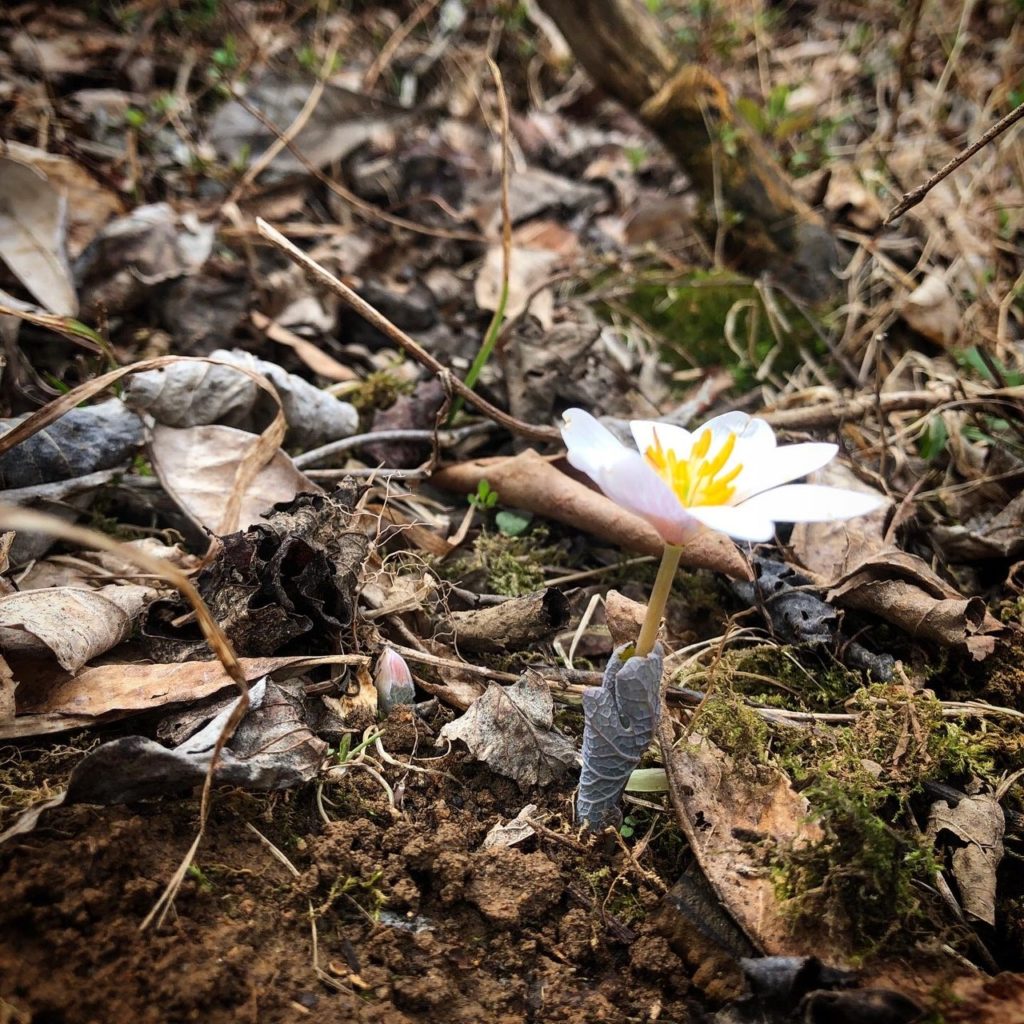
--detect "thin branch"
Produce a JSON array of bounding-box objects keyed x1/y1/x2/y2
[
  {"x1": 884, "y1": 98, "x2": 1024, "y2": 223},
  {"x1": 255, "y1": 218, "x2": 559, "y2": 443}
]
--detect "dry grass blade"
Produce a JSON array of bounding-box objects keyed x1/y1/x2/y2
[{"x1": 0, "y1": 506, "x2": 247, "y2": 930}]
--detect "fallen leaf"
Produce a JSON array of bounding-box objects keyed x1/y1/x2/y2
[
  {"x1": 251, "y1": 310, "x2": 358, "y2": 382},
  {"x1": 0, "y1": 155, "x2": 77, "y2": 315},
  {"x1": 927, "y1": 788, "x2": 1004, "y2": 926},
  {"x1": 75, "y1": 203, "x2": 215, "y2": 317},
  {"x1": 472, "y1": 168, "x2": 603, "y2": 234},
  {"x1": 732, "y1": 556, "x2": 895, "y2": 678},
  {"x1": 822, "y1": 164, "x2": 885, "y2": 232},
  {"x1": 143, "y1": 487, "x2": 368, "y2": 662},
  {"x1": 126, "y1": 348, "x2": 358, "y2": 449},
  {"x1": 604, "y1": 590, "x2": 647, "y2": 649},
  {"x1": 6, "y1": 654, "x2": 357, "y2": 733},
  {"x1": 475, "y1": 244, "x2": 560, "y2": 329},
  {"x1": 210, "y1": 71, "x2": 412, "y2": 176},
  {"x1": 430, "y1": 450, "x2": 751, "y2": 579},
  {"x1": 932, "y1": 490, "x2": 1024, "y2": 561},
  {"x1": 502, "y1": 312, "x2": 628, "y2": 430},
  {"x1": 1, "y1": 141, "x2": 123, "y2": 257},
  {"x1": 364, "y1": 378, "x2": 446, "y2": 469},
  {"x1": 827, "y1": 550, "x2": 1002, "y2": 660},
  {"x1": 0, "y1": 467, "x2": 124, "y2": 566},
  {"x1": 149, "y1": 423, "x2": 321, "y2": 534},
  {"x1": 1, "y1": 678, "x2": 326, "y2": 842},
  {"x1": 659, "y1": 721, "x2": 829, "y2": 959},
  {"x1": 900, "y1": 274, "x2": 959, "y2": 349},
  {"x1": 15, "y1": 538, "x2": 196, "y2": 592},
  {"x1": 0, "y1": 583, "x2": 155, "y2": 673},
  {"x1": 0, "y1": 398, "x2": 144, "y2": 489},
  {"x1": 439, "y1": 672, "x2": 580, "y2": 788},
  {"x1": 0, "y1": 654, "x2": 14, "y2": 722},
  {"x1": 445, "y1": 588, "x2": 570, "y2": 654},
  {"x1": 483, "y1": 803, "x2": 540, "y2": 849}
]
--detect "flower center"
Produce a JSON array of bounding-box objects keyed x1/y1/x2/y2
[{"x1": 644, "y1": 427, "x2": 743, "y2": 507}]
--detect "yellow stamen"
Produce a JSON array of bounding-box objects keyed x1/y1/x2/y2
[{"x1": 644, "y1": 428, "x2": 743, "y2": 507}]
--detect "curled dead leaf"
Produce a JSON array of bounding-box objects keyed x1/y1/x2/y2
[
  {"x1": 0, "y1": 583, "x2": 155, "y2": 674},
  {"x1": 827, "y1": 550, "x2": 1002, "y2": 660}
]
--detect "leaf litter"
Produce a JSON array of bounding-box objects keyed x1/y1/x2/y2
[{"x1": 0, "y1": 1, "x2": 1022, "y2": 1022}]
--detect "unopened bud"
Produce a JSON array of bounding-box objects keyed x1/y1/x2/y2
[{"x1": 374, "y1": 648, "x2": 415, "y2": 713}]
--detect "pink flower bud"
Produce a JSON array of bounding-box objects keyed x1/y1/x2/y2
[{"x1": 374, "y1": 648, "x2": 415, "y2": 713}]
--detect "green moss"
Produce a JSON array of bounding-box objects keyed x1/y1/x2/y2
[
  {"x1": 676, "y1": 643, "x2": 860, "y2": 712},
  {"x1": 691, "y1": 689, "x2": 770, "y2": 765},
  {"x1": 601, "y1": 269, "x2": 824, "y2": 389},
  {"x1": 774, "y1": 778, "x2": 938, "y2": 956},
  {"x1": 441, "y1": 527, "x2": 555, "y2": 597},
  {"x1": 315, "y1": 869, "x2": 388, "y2": 922},
  {"x1": 347, "y1": 368, "x2": 414, "y2": 413}
]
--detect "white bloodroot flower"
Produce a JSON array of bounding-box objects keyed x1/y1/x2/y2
[{"x1": 561, "y1": 408, "x2": 884, "y2": 544}]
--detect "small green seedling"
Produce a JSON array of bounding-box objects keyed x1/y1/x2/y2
[{"x1": 468, "y1": 479, "x2": 499, "y2": 511}]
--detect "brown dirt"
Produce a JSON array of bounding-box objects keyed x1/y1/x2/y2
[{"x1": 0, "y1": 734, "x2": 696, "y2": 1024}]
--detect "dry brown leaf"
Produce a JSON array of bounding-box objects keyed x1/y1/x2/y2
[
  {"x1": 0, "y1": 155, "x2": 77, "y2": 316},
  {"x1": 475, "y1": 244, "x2": 561, "y2": 329},
  {"x1": 927, "y1": 790, "x2": 1004, "y2": 926},
  {"x1": 604, "y1": 590, "x2": 647, "y2": 648},
  {"x1": 446, "y1": 589, "x2": 569, "y2": 654},
  {"x1": 1, "y1": 141, "x2": 123, "y2": 257},
  {"x1": 430, "y1": 450, "x2": 750, "y2": 579},
  {"x1": 827, "y1": 550, "x2": 1002, "y2": 660},
  {"x1": 659, "y1": 721, "x2": 830, "y2": 959},
  {"x1": 5, "y1": 653, "x2": 365, "y2": 738},
  {"x1": 439, "y1": 672, "x2": 580, "y2": 787},
  {"x1": 932, "y1": 490, "x2": 1024, "y2": 561},
  {"x1": 250, "y1": 310, "x2": 357, "y2": 382},
  {"x1": 0, "y1": 355, "x2": 289, "y2": 541},
  {"x1": 900, "y1": 274, "x2": 959, "y2": 349},
  {"x1": 483, "y1": 803, "x2": 540, "y2": 849},
  {"x1": 16, "y1": 539, "x2": 195, "y2": 591},
  {"x1": 149, "y1": 424, "x2": 321, "y2": 535},
  {"x1": 0, "y1": 654, "x2": 15, "y2": 722},
  {"x1": 822, "y1": 164, "x2": 884, "y2": 232},
  {"x1": 0, "y1": 583, "x2": 155, "y2": 673},
  {"x1": 370, "y1": 503, "x2": 455, "y2": 557}
]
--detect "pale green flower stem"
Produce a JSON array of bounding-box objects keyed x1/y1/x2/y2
[{"x1": 634, "y1": 544, "x2": 682, "y2": 658}]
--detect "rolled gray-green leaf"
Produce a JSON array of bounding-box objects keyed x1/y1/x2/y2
[{"x1": 576, "y1": 643, "x2": 663, "y2": 830}]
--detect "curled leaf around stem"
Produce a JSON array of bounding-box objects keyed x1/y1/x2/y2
[{"x1": 577, "y1": 642, "x2": 664, "y2": 830}]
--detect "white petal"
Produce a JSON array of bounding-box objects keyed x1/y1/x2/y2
[
  {"x1": 629, "y1": 419, "x2": 693, "y2": 458},
  {"x1": 687, "y1": 503, "x2": 776, "y2": 542},
  {"x1": 562, "y1": 408, "x2": 627, "y2": 477},
  {"x1": 739, "y1": 484, "x2": 886, "y2": 523},
  {"x1": 731, "y1": 442, "x2": 837, "y2": 503},
  {"x1": 724, "y1": 417, "x2": 777, "y2": 480},
  {"x1": 731, "y1": 416, "x2": 777, "y2": 454},
  {"x1": 696, "y1": 411, "x2": 752, "y2": 441},
  {"x1": 593, "y1": 449, "x2": 702, "y2": 545}
]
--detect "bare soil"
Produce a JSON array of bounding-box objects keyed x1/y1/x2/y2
[{"x1": 0, "y1": 725, "x2": 694, "y2": 1024}]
